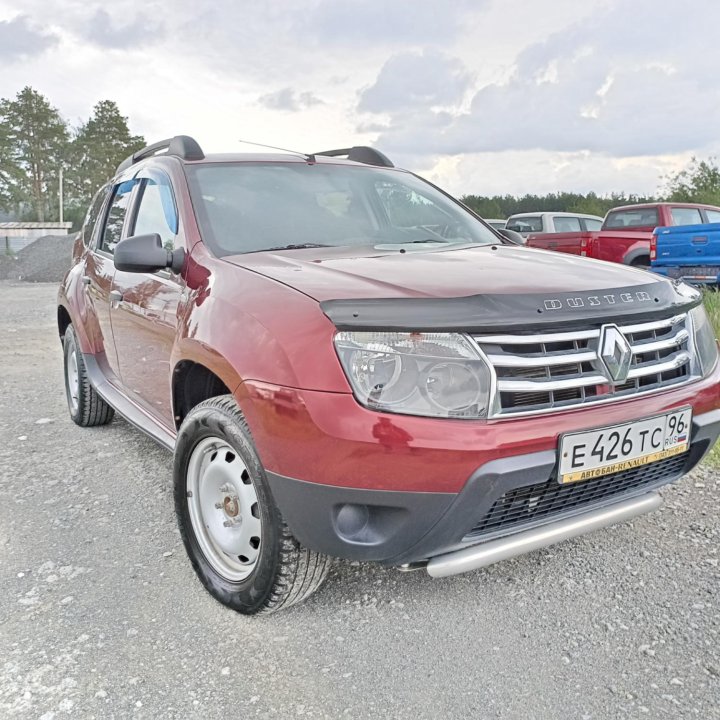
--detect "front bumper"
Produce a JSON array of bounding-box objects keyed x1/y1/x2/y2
[
  {"x1": 266, "y1": 409, "x2": 720, "y2": 567},
  {"x1": 652, "y1": 266, "x2": 720, "y2": 285}
]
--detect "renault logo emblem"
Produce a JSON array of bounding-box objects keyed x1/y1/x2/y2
[{"x1": 598, "y1": 324, "x2": 632, "y2": 383}]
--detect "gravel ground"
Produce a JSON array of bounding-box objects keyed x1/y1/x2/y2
[
  {"x1": 0, "y1": 235, "x2": 76, "y2": 283},
  {"x1": 1, "y1": 281, "x2": 719, "y2": 720}
]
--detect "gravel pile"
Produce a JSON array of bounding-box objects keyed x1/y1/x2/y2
[{"x1": 0, "y1": 234, "x2": 77, "y2": 283}]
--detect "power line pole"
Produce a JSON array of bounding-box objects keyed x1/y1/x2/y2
[{"x1": 58, "y1": 167, "x2": 64, "y2": 224}]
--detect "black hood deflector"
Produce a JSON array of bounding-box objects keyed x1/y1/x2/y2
[{"x1": 320, "y1": 280, "x2": 702, "y2": 333}]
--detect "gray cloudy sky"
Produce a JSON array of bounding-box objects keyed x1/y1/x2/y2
[{"x1": 1, "y1": 0, "x2": 718, "y2": 197}]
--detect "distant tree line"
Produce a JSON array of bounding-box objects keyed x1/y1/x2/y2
[
  {"x1": 460, "y1": 158, "x2": 720, "y2": 220},
  {"x1": 0, "y1": 86, "x2": 144, "y2": 228},
  {"x1": 459, "y1": 192, "x2": 657, "y2": 220}
]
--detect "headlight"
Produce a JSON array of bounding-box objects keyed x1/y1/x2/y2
[
  {"x1": 690, "y1": 304, "x2": 719, "y2": 377},
  {"x1": 334, "y1": 332, "x2": 492, "y2": 419}
]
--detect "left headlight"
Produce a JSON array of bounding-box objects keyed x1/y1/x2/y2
[
  {"x1": 334, "y1": 331, "x2": 492, "y2": 419},
  {"x1": 690, "y1": 304, "x2": 719, "y2": 377}
]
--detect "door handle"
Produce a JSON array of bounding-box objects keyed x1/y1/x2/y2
[
  {"x1": 81, "y1": 275, "x2": 91, "y2": 286},
  {"x1": 548, "y1": 242, "x2": 558, "y2": 248},
  {"x1": 109, "y1": 290, "x2": 123, "y2": 306}
]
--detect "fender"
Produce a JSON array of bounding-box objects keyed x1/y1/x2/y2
[
  {"x1": 58, "y1": 255, "x2": 95, "y2": 354},
  {"x1": 622, "y1": 242, "x2": 651, "y2": 266}
]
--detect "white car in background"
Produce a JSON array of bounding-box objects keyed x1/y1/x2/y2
[{"x1": 505, "y1": 211, "x2": 603, "y2": 237}]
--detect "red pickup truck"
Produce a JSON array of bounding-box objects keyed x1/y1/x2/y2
[{"x1": 527, "y1": 202, "x2": 720, "y2": 267}]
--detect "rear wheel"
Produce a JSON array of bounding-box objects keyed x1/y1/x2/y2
[
  {"x1": 174, "y1": 395, "x2": 332, "y2": 614},
  {"x1": 63, "y1": 325, "x2": 114, "y2": 427},
  {"x1": 629, "y1": 256, "x2": 650, "y2": 269}
]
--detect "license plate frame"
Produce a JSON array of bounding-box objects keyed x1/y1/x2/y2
[{"x1": 558, "y1": 407, "x2": 692, "y2": 485}]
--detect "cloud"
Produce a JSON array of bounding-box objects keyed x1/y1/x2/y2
[
  {"x1": 258, "y1": 88, "x2": 324, "y2": 112},
  {"x1": 0, "y1": 15, "x2": 58, "y2": 61},
  {"x1": 360, "y1": 0, "x2": 720, "y2": 160},
  {"x1": 358, "y1": 51, "x2": 473, "y2": 114},
  {"x1": 306, "y1": 0, "x2": 480, "y2": 45},
  {"x1": 80, "y1": 9, "x2": 163, "y2": 48}
]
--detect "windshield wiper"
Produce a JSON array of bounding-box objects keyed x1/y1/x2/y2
[
  {"x1": 251, "y1": 243, "x2": 332, "y2": 253},
  {"x1": 407, "y1": 238, "x2": 451, "y2": 243}
]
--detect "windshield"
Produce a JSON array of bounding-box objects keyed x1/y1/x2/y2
[
  {"x1": 604, "y1": 208, "x2": 659, "y2": 229},
  {"x1": 185, "y1": 162, "x2": 498, "y2": 256}
]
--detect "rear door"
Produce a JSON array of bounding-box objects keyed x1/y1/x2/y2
[
  {"x1": 110, "y1": 168, "x2": 185, "y2": 428},
  {"x1": 83, "y1": 179, "x2": 137, "y2": 380}
]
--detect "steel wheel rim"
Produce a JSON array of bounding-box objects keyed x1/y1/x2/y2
[
  {"x1": 186, "y1": 437, "x2": 262, "y2": 582},
  {"x1": 67, "y1": 349, "x2": 80, "y2": 413}
]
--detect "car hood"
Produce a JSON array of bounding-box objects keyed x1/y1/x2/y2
[{"x1": 223, "y1": 243, "x2": 662, "y2": 301}]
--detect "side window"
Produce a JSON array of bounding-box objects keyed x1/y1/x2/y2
[
  {"x1": 100, "y1": 180, "x2": 136, "y2": 254},
  {"x1": 583, "y1": 218, "x2": 603, "y2": 231},
  {"x1": 670, "y1": 207, "x2": 703, "y2": 226},
  {"x1": 705, "y1": 209, "x2": 720, "y2": 223},
  {"x1": 132, "y1": 177, "x2": 179, "y2": 251},
  {"x1": 81, "y1": 187, "x2": 109, "y2": 247},
  {"x1": 554, "y1": 216, "x2": 582, "y2": 232},
  {"x1": 506, "y1": 216, "x2": 543, "y2": 233}
]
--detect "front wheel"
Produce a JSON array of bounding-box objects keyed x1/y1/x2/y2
[{"x1": 174, "y1": 396, "x2": 332, "y2": 614}]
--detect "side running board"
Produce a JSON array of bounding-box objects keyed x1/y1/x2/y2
[{"x1": 82, "y1": 353, "x2": 176, "y2": 451}]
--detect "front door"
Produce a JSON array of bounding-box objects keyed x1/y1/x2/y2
[{"x1": 110, "y1": 170, "x2": 184, "y2": 430}]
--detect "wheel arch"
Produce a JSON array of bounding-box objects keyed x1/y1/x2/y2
[
  {"x1": 172, "y1": 359, "x2": 236, "y2": 429},
  {"x1": 58, "y1": 304, "x2": 72, "y2": 343},
  {"x1": 623, "y1": 244, "x2": 651, "y2": 266}
]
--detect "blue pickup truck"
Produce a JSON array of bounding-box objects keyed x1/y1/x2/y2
[{"x1": 651, "y1": 222, "x2": 720, "y2": 285}]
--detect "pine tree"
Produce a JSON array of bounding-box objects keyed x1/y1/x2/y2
[
  {"x1": 65, "y1": 100, "x2": 144, "y2": 215},
  {"x1": 0, "y1": 87, "x2": 69, "y2": 221}
]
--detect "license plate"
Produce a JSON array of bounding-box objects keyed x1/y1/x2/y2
[{"x1": 558, "y1": 408, "x2": 692, "y2": 485}]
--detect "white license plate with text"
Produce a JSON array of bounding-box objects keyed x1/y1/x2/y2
[{"x1": 558, "y1": 408, "x2": 692, "y2": 485}]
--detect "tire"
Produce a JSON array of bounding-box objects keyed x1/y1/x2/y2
[
  {"x1": 63, "y1": 325, "x2": 115, "y2": 427},
  {"x1": 174, "y1": 395, "x2": 332, "y2": 615},
  {"x1": 629, "y1": 256, "x2": 650, "y2": 269}
]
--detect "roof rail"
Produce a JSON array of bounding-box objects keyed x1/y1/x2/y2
[
  {"x1": 315, "y1": 146, "x2": 394, "y2": 168},
  {"x1": 116, "y1": 135, "x2": 205, "y2": 174}
]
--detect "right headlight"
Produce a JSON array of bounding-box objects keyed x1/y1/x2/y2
[
  {"x1": 690, "y1": 304, "x2": 719, "y2": 377},
  {"x1": 334, "y1": 331, "x2": 492, "y2": 419}
]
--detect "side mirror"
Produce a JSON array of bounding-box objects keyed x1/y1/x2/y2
[
  {"x1": 497, "y1": 228, "x2": 527, "y2": 245},
  {"x1": 114, "y1": 233, "x2": 185, "y2": 274}
]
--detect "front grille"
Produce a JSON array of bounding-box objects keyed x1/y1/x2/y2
[
  {"x1": 474, "y1": 314, "x2": 695, "y2": 416},
  {"x1": 465, "y1": 452, "x2": 687, "y2": 540}
]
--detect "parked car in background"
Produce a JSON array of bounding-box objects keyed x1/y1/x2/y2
[
  {"x1": 483, "y1": 218, "x2": 507, "y2": 231},
  {"x1": 652, "y1": 222, "x2": 720, "y2": 285},
  {"x1": 527, "y1": 202, "x2": 720, "y2": 268},
  {"x1": 505, "y1": 212, "x2": 603, "y2": 237}
]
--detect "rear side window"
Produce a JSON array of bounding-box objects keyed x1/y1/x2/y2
[
  {"x1": 81, "y1": 187, "x2": 109, "y2": 247},
  {"x1": 583, "y1": 218, "x2": 602, "y2": 231},
  {"x1": 671, "y1": 207, "x2": 703, "y2": 226},
  {"x1": 554, "y1": 216, "x2": 581, "y2": 232},
  {"x1": 506, "y1": 216, "x2": 543, "y2": 233},
  {"x1": 706, "y1": 209, "x2": 720, "y2": 223},
  {"x1": 131, "y1": 177, "x2": 179, "y2": 251},
  {"x1": 100, "y1": 180, "x2": 136, "y2": 254},
  {"x1": 604, "y1": 208, "x2": 659, "y2": 229}
]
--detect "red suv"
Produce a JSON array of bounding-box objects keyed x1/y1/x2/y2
[{"x1": 58, "y1": 136, "x2": 720, "y2": 614}]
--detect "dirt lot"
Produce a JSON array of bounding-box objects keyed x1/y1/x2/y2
[{"x1": 1, "y1": 281, "x2": 719, "y2": 719}]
